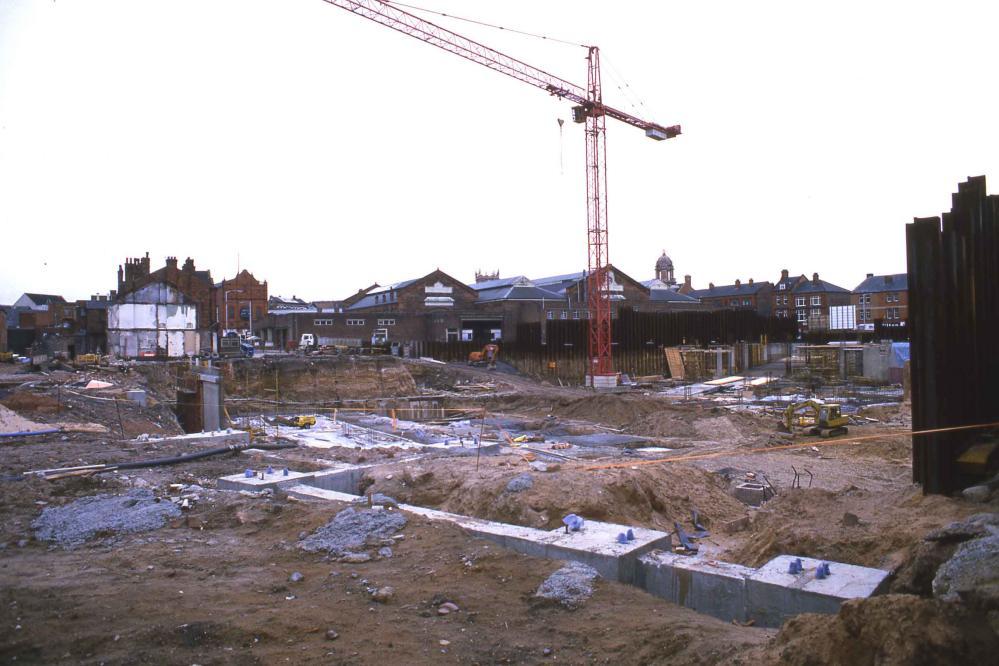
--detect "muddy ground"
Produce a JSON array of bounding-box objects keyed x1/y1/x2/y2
[{"x1": 0, "y1": 356, "x2": 996, "y2": 664}]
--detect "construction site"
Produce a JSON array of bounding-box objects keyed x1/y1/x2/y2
[{"x1": 2, "y1": 1, "x2": 998, "y2": 665}]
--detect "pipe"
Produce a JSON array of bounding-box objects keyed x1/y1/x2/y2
[
  {"x1": 0, "y1": 429, "x2": 61, "y2": 439},
  {"x1": 10, "y1": 441, "x2": 299, "y2": 480}
]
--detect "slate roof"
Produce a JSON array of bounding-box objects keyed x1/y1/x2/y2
[
  {"x1": 793, "y1": 279, "x2": 850, "y2": 295},
  {"x1": 853, "y1": 274, "x2": 907, "y2": 293},
  {"x1": 475, "y1": 284, "x2": 566, "y2": 303},
  {"x1": 688, "y1": 282, "x2": 772, "y2": 299},
  {"x1": 649, "y1": 289, "x2": 700, "y2": 303},
  {"x1": 346, "y1": 278, "x2": 423, "y2": 311},
  {"x1": 467, "y1": 276, "x2": 528, "y2": 291},
  {"x1": 22, "y1": 293, "x2": 66, "y2": 305}
]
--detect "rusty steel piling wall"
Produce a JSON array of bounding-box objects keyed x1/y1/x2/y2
[{"x1": 906, "y1": 176, "x2": 999, "y2": 494}]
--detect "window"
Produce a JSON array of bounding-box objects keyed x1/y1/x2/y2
[
  {"x1": 743, "y1": 298, "x2": 751, "y2": 306},
  {"x1": 560, "y1": 310, "x2": 568, "y2": 320},
  {"x1": 811, "y1": 308, "x2": 821, "y2": 318},
  {"x1": 795, "y1": 296, "x2": 806, "y2": 307},
  {"x1": 228, "y1": 306, "x2": 235, "y2": 320},
  {"x1": 346, "y1": 318, "x2": 365, "y2": 326},
  {"x1": 811, "y1": 296, "x2": 821, "y2": 306},
  {"x1": 546, "y1": 310, "x2": 554, "y2": 320},
  {"x1": 778, "y1": 283, "x2": 786, "y2": 291},
  {"x1": 572, "y1": 311, "x2": 581, "y2": 320},
  {"x1": 490, "y1": 329, "x2": 502, "y2": 341},
  {"x1": 730, "y1": 299, "x2": 738, "y2": 306},
  {"x1": 460, "y1": 329, "x2": 473, "y2": 341},
  {"x1": 377, "y1": 318, "x2": 395, "y2": 326},
  {"x1": 797, "y1": 310, "x2": 807, "y2": 322},
  {"x1": 314, "y1": 319, "x2": 334, "y2": 326},
  {"x1": 445, "y1": 328, "x2": 458, "y2": 342}
]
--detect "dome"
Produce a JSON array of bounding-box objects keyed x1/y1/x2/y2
[{"x1": 656, "y1": 251, "x2": 673, "y2": 272}]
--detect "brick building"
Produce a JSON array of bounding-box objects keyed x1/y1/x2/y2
[
  {"x1": 852, "y1": 273, "x2": 908, "y2": 327},
  {"x1": 687, "y1": 279, "x2": 774, "y2": 316},
  {"x1": 214, "y1": 270, "x2": 268, "y2": 334},
  {"x1": 0, "y1": 307, "x2": 6, "y2": 353},
  {"x1": 789, "y1": 273, "x2": 852, "y2": 331}
]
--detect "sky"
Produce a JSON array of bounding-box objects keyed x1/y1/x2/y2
[{"x1": 1, "y1": 0, "x2": 997, "y2": 304}]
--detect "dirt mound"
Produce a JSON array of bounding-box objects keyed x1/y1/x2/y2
[
  {"x1": 760, "y1": 594, "x2": 999, "y2": 665},
  {"x1": 363, "y1": 456, "x2": 747, "y2": 531},
  {"x1": 726, "y1": 485, "x2": 977, "y2": 569},
  {"x1": 224, "y1": 356, "x2": 417, "y2": 403},
  {"x1": 1, "y1": 391, "x2": 61, "y2": 414}
]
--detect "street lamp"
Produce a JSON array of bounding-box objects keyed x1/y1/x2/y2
[{"x1": 224, "y1": 289, "x2": 243, "y2": 334}]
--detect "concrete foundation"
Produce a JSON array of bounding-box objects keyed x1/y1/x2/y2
[
  {"x1": 283, "y1": 483, "x2": 669, "y2": 582},
  {"x1": 745, "y1": 554, "x2": 890, "y2": 628},
  {"x1": 637, "y1": 551, "x2": 753, "y2": 623},
  {"x1": 134, "y1": 429, "x2": 249, "y2": 448},
  {"x1": 222, "y1": 468, "x2": 889, "y2": 626}
]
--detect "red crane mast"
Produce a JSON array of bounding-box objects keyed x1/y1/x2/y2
[{"x1": 319, "y1": 0, "x2": 680, "y2": 385}]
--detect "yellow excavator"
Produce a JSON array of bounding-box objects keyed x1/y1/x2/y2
[{"x1": 780, "y1": 400, "x2": 849, "y2": 437}]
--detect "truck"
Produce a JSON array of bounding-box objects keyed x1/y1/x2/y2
[{"x1": 299, "y1": 333, "x2": 316, "y2": 351}]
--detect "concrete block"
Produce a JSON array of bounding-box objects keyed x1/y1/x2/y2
[
  {"x1": 136, "y1": 429, "x2": 250, "y2": 448},
  {"x1": 217, "y1": 469, "x2": 315, "y2": 491},
  {"x1": 541, "y1": 522, "x2": 670, "y2": 582},
  {"x1": 637, "y1": 551, "x2": 752, "y2": 623},
  {"x1": 746, "y1": 555, "x2": 890, "y2": 628},
  {"x1": 308, "y1": 465, "x2": 370, "y2": 494},
  {"x1": 734, "y1": 482, "x2": 770, "y2": 506},
  {"x1": 126, "y1": 389, "x2": 147, "y2": 407},
  {"x1": 284, "y1": 485, "x2": 359, "y2": 503}
]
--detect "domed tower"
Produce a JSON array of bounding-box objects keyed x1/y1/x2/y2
[{"x1": 655, "y1": 250, "x2": 676, "y2": 287}]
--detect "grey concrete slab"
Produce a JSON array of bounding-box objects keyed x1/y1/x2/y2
[
  {"x1": 637, "y1": 551, "x2": 751, "y2": 623},
  {"x1": 218, "y1": 469, "x2": 315, "y2": 491},
  {"x1": 746, "y1": 554, "x2": 890, "y2": 628}
]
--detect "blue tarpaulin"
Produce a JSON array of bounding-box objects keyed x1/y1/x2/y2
[{"x1": 891, "y1": 343, "x2": 910, "y2": 367}]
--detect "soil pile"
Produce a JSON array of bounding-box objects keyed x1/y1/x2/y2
[
  {"x1": 364, "y1": 457, "x2": 747, "y2": 531},
  {"x1": 224, "y1": 356, "x2": 417, "y2": 402},
  {"x1": 726, "y1": 486, "x2": 976, "y2": 569},
  {"x1": 760, "y1": 594, "x2": 999, "y2": 665},
  {"x1": 32, "y1": 489, "x2": 181, "y2": 549}
]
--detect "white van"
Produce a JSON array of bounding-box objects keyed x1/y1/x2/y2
[{"x1": 299, "y1": 333, "x2": 315, "y2": 350}]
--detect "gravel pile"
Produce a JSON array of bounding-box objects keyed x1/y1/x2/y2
[
  {"x1": 299, "y1": 507, "x2": 407, "y2": 558},
  {"x1": 534, "y1": 561, "x2": 599, "y2": 609},
  {"x1": 32, "y1": 489, "x2": 181, "y2": 549},
  {"x1": 505, "y1": 473, "x2": 533, "y2": 493}
]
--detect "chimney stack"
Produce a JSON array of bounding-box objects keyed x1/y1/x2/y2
[
  {"x1": 735, "y1": 279, "x2": 741, "y2": 288},
  {"x1": 708, "y1": 282, "x2": 715, "y2": 290},
  {"x1": 866, "y1": 272, "x2": 874, "y2": 278},
  {"x1": 684, "y1": 275, "x2": 691, "y2": 287},
  {"x1": 812, "y1": 272, "x2": 819, "y2": 283},
  {"x1": 748, "y1": 278, "x2": 754, "y2": 285},
  {"x1": 165, "y1": 256, "x2": 178, "y2": 270},
  {"x1": 781, "y1": 269, "x2": 789, "y2": 280}
]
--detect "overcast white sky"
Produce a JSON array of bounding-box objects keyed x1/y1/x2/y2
[{"x1": 1, "y1": 0, "x2": 996, "y2": 304}]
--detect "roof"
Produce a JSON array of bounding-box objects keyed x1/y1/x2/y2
[
  {"x1": 22, "y1": 293, "x2": 66, "y2": 305},
  {"x1": 649, "y1": 289, "x2": 699, "y2": 303},
  {"x1": 689, "y1": 282, "x2": 772, "y2": 299},
  {"x1": 475, "y1": 284, "x2": 566, "y2": 303},
  {"x1": 793, "y1": 278, "x2": 850, "y2": 294},
  {"x1": 853, "y1": 273, "x2": 907, "y2": 293},
  {"x1": 467, "y1": 275, "x2": 529, "y2": 291}
]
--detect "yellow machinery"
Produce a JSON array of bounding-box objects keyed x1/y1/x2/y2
[
  {"x1": 468, "y1": 343, "x2": 499, "y2": 369},
  {"x1": 0, "y1": 352, "x2": 14, "y2": 363},
  {"x1": 781, "y1": 400, "x2": 849, "y2": 437},
  {"x1": 277, "y1": 415, "x2": 317, "y2": 429},
  {"x1": 75, "y1": 353, "x2": 101, "y2": 365}
]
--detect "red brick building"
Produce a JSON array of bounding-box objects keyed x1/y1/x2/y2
[
  {"x1": 687, "y1": 279, "x2": 775, "y2": 316},
  {"x1": 852, "y1": 273, "x2": 908, "y2": 327},
  {"x1": 214, "y1": 270, "x2": 268, "y2": 334}
]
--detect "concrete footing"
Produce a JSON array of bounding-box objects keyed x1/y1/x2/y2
[
  {"x1": 135, "y1": 429, "x2": 250, "y2": 448},
  {"x1": 637, "y1": 551, "x2": 890, "y2": 627},
  {"x1": 220, "y1": 467, "x2": 889, "y2": 626},
  {"x1": 284, "y1": 483, "x2": 669, "y2": 582}
]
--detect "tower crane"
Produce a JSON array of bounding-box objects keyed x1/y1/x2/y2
[{"x1": 319, "y1": 0, "x2": 681, "y2": 385}]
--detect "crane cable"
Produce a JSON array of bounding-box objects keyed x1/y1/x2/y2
[{"x1": 384, "y1": 1, "x2": 587, "y2": 48}]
